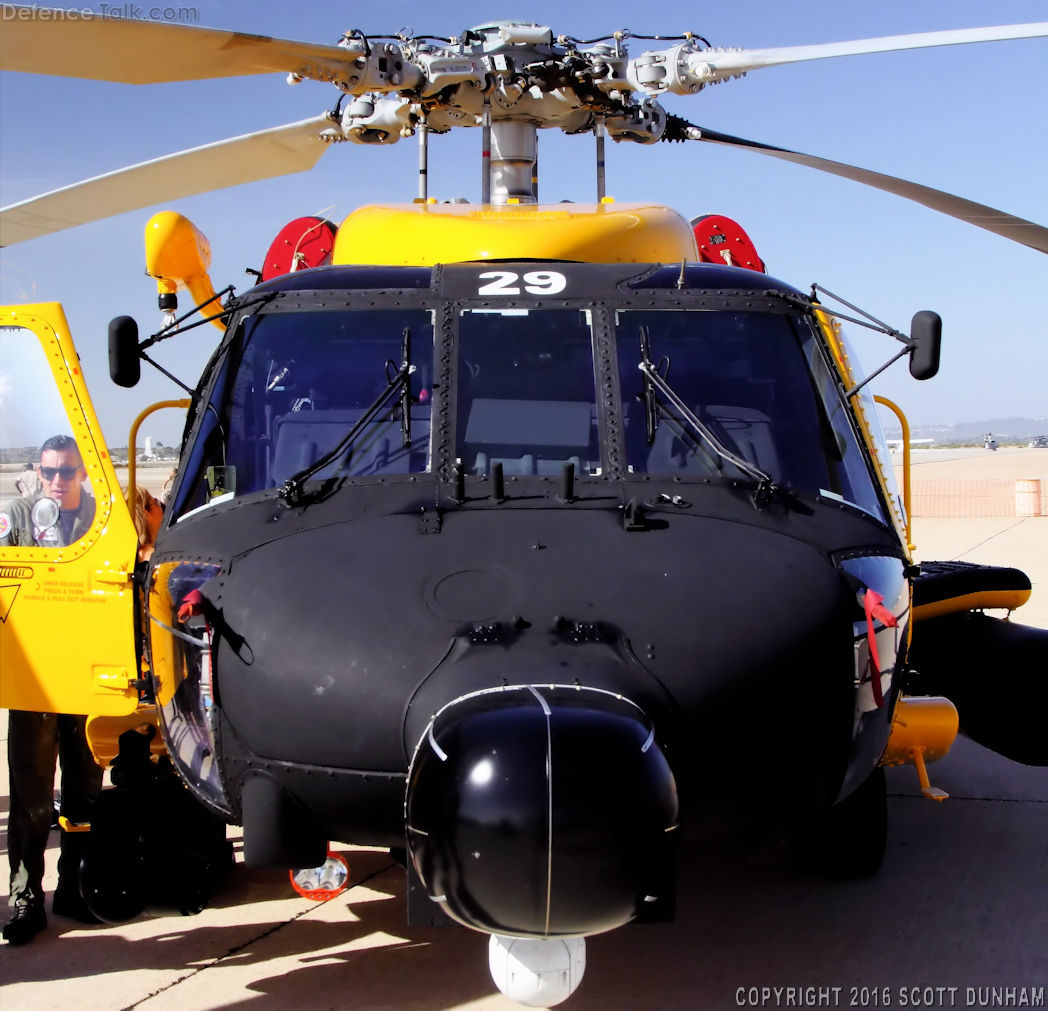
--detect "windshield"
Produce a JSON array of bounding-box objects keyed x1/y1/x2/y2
[
  {"x1": 456, "y1": 308, "x2": 599, "y2": 477},
  {"x1": 173, "y1": 308, "x2": 435, "y2": 517},
  {"x1": 171, "y1": 294, "x2": 887, "y2": 525},
  {"x1": 616, "y1": 308, "x2": 886, "y2": 520}
]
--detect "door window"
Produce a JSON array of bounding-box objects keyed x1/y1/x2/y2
[{"x1": 0, "y1": 326, "x2": 97, "y2": 548}]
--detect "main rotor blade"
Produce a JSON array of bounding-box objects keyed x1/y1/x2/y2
[
  {"x1": 699, "y1": 23, "x2": 1048, "y2": 80},
  {"x1": 0, "y1": 115, "x2": 335, "y2": 246},
  {"x1": 0, "y1": 5, "x2": 356, "y2": 85},
  {"x1": 686, "y1": 126, "x2": 1048, "y2": 254}
]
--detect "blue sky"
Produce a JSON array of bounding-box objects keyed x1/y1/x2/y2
[{"x1": 1, "y1": 0, "x2": 1046, "y2": 445}]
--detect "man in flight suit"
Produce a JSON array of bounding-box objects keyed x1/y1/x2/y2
[{"x1": 1, "y1": 435, "x2": 104, "y2": 944}]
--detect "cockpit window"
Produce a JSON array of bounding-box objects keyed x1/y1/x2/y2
[
  {"x1": 799, "y1": 327, "x2": 889, "y2": 521},
  {"x1": 615, "y1": 308, "x2": 886, "y2": 521},
  {"x1": 170, "y1": 293, "x2": 887, "y2": 526},
  {"x1": 173, "y1": 308, "x2": 435, "y2": 518},
  {"x1": 456, "y1": 309, "x2": 599, "y2": 477}
]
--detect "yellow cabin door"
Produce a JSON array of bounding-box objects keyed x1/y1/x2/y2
[{"x1": 0, "y1": 304, "x2": 139, "y2": 716}]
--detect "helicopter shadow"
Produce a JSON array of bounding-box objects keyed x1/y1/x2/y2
[
  {"x1": 0, "y1": 848, "x2": 406, "y2": 985},
  {"x1": 152, "y1": 869, "x2": 508, "y2": 1010}
]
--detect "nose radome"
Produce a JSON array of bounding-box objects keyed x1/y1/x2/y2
[{"x1": 406, "y1": 685, "x2": 679, "y2": 938}]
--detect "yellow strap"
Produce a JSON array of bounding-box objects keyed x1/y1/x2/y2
[{"x1": 57, "y1": 816, "x2": 91, "y2": 834}]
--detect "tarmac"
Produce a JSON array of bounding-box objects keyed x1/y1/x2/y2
[{"x1": 2, "y1": 449, "x2": 1046, "y2": 1010}]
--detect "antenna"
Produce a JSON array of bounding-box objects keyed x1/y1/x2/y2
[
  {"x1": 418, "y1": 121, "x2": 429, "y2": 202},
  {"x1": 595, "y1": 117, "x2": 607, "y2": 202},
  {"x1": 481, "y1": 99, "x2": 492, "y2": 205}
]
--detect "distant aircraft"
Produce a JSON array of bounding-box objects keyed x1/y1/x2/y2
[{"x1": 886, "y1": 438, "x2": 934, "y2": 451}]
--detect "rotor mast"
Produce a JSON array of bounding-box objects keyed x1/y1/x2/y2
[{"x1": 488, "y1": 120, "x2": 539, "y2": 204}]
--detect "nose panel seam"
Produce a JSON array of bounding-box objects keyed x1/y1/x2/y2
[{"x1": 528, "y1": 685, "x2": 554, "y2": 936}]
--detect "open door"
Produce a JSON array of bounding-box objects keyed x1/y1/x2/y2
[{"x1": 0, "y1": 303, "x2": 139, "y2": 716}]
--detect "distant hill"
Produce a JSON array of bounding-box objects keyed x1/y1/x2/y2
[
  {"x1": 0, "y1": 445, "x2": 177, "y2": 465},
  {"x1": 883, "y1": 418, "x2": 1048, "y2": 445}
]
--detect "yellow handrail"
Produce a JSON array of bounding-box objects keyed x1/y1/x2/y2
[
  {"x1": 873, "y1": 395, "x2": 912, "y2": 553},
  {"x1": 125, "y1": 399, "x2": 192, "y2": 506}
]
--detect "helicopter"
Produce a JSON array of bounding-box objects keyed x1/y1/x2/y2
[{"x1": 1, "y1": 8, "x2": 1047, "y2": 1006}]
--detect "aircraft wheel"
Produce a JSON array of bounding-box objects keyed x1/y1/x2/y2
[
  {"x1": 77, "y1": 786, "x2": 151, "y2": 923},
  {"x1": 79, "y1": 847, "x2": 149, "y2": 923}
]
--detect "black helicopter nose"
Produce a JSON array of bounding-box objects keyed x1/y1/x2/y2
[{"x1": 406, "y1": 685, "x2": 678, "y2": 937}]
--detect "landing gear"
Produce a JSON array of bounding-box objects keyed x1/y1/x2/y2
[
  {"x1": 78, "y1": 727, "x2": 233, "y2": 922},
  {"x1": 488, "y1": 934, "x2": 587, "y2": 1007},
  {"x1": 79, "y1": 829, "x2": 149, "y2": 923}
]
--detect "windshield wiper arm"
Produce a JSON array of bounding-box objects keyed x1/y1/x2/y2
[
  {"x1": 638, "y1": 339, "x2": 777, "y2": 507},
  {"x1": 281, "y1": 347, "x2": 416, "y2": 505},
  {"x1": 639, "y1": 325, "x2": 660, "y2": 444},
  {"x1": 399, "y1": 326, "x2": 412, "y2": 450}
]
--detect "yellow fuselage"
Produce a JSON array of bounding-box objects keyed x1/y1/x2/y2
[{"x1": 331, "y1": 202, "x2": 699, "y2": 266}]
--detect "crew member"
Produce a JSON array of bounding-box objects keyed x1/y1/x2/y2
[
  {"x1": 130, "y1": 485, "x2": 164, "y2": 562},
  {"x1": 1, "y1": 435, "x2": 104, "y2": 944}
]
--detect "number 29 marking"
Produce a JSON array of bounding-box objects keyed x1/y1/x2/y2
[{"x1": 477, "y1": 270, "x2": 567, "y2": 296}]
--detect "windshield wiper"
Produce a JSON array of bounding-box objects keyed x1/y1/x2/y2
[
  {"x1": 398, "y1": 326, "x2": 412, "y2": 450},
  {"x1": 281, "y1": 327, "x2": 416, "y2": 505},
  {"x1": 638, "y1": 329, "x2": 777, "y2": 507},
  {"x1": 639, "y1": 326, "x2": 660, "y2": 444}
]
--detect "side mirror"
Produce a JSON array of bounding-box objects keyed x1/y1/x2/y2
[
  {"x1": 109, "y1": 315, "x2": 141, "y2": 388},
  {"x1": 908, "y1": 310, "x2": 942, "y2": 381}
]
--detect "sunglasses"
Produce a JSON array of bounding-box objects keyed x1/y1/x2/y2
[{"x1": 39, "y1": 466, "x2": 80, "y2": 481}]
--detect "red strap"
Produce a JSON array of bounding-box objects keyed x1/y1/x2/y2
[
  {"x1": 178, "y1": 588, "x2": 205, "y2": 622},
  {"x1": 863, "y1": 588, "x2": 898, "y2": 708}
]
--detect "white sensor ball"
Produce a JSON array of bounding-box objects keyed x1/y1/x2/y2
[{"x1": 488, "y1": 933, "x2": 586, "y2": 1007}]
